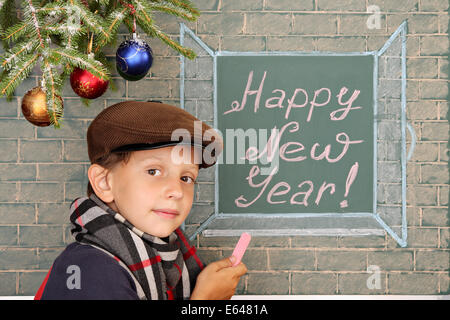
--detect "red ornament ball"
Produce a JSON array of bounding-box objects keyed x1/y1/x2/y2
[{"x1": 70, "y1": 68, "x2": 109, "y2": 99}]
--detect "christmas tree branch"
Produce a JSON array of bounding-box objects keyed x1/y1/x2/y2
[
  {"x1": 42, "y1": 59, "x2": 63, "y2": 128},
  {"x1": 0, "y1": 53, "x2": 39, "y2": 96},
  {"x1": 1, "y1": 21, "x2": 29, "y2": 43},
  {"x1": 1, "y1": 39, "x2": 37, "y2": 68},
  {"x1": 146, "y1": 1, "x2": 199, "y2": 22},
  {"x1": 24, "y1": 0, "x2": 45, "y2": 48},
  {"x1": 51, "y1": 47, "x2": 110, "y2": 80}
]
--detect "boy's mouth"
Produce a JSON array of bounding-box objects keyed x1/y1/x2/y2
[{"x1": 153, "y1": 208, "x2": 179, "y2": 219}]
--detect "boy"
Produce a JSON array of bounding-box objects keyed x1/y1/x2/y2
[{"x1": 35, "y1": 100, "x2": 247, "y2": 300}]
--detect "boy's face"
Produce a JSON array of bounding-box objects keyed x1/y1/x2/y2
[{"x1": 105, "y1": 146, "x2": 199, "y2": 238}]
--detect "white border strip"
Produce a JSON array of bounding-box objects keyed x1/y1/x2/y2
[{"x1": 1, "y1": 295, "x2": 448, "y2": 300}]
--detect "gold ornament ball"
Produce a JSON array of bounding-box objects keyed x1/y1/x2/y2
[{"x1": 21, "y1": 87, "x2": 63, "y2": 127}]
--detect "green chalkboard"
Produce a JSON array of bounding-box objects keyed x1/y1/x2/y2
[{"x1": 217, "y1": 55, "x2": 374, "y2": 214}]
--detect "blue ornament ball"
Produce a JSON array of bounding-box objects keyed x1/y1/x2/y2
[{"x1": 116, "y1": 37, "x2": 153, "y2": 81}]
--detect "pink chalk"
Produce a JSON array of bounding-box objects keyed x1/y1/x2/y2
[{"x1": 231, "y1": 232, "x2": 251, "y2": 266}]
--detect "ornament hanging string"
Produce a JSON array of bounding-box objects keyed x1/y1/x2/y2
[{"x1": 119, "y1": 0, "x2": 137, "y2": 33}]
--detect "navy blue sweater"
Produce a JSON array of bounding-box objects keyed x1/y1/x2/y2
[{"x1": 37, "y1": 242, "x2": 140, "y2": 300}]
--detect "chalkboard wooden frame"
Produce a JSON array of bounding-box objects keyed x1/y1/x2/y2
[{"x1": 180, "y1": 21, "x2": 414, "y2": 247}]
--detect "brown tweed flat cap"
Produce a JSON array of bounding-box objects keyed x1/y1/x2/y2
[{"x1": 87, "y1": 100, "x2": 223, "y2": 168}]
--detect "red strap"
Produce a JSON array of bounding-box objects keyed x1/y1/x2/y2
[{"x1": 34, "y1": 266, "x2": 53, "y2": 300}]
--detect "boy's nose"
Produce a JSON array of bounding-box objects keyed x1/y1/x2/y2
[{"x1": 164, "y1": 178, "x2": 183, "y2": 199}]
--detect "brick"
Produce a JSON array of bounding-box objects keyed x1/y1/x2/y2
[
  {"x1": 196, "y1": 183, "x2": 214, "y2": 202},
  {"x1": 128, "y1": 79, "x2": 172, "y2": 98},
  {"x1": 247, "y1": 272, "x2": 289, "y2": 294},
  {"x1": 266, "y1": 0, "x2": 313, "y2": 11},
  {"x1": 0, "y1": 182, "x2": 18, "y2": 202},
  {"x1": 185, "y1": 203, "x2": 214, "y2": 224},
  {"x1": 37, "y1": 202, "x2": 70, "y2": 224},
  {"x1": 439, "y1": 58, "x2": 448, "y2": 79},
  {"x1": 19, "y1": 182, "x2": 64, "y2": 203},
  {"x1": 421, "y1": 36, "x2": 449, "y2": 56},
  {"x1": 196, "y1": 248, "x2": 221, "y2": 265},
  {"x1": 0, "y1": 164, "x2": 36, "y2": 181},
  {"x1": 18, "y1": 271, "x2": 48, "y2": 295},
  {"x1": 409, "y1": 185, "x2": 438, "y2": 206},
  {"x1": 439, "y1": 142, "x2": 449, "y2": 162},
  {"x1": 224, "y1": 248, "x2": 267, "y2": 271},
  {"x1": 246, "y1": 13, "x2": 292, "y2": 35},
  {"x1": 317, "y1": 250, "x2": 366, "y2": 271},
  {"x1": 420, "y1": 0, "x2": 449, "y2": 11},
  {"x1": 292, "y1": 236, "x2": 338, "y2": 248},
  {"x1": 440, "y1": 228, "x2": 450, "y2": 248},
  {"x1": 317, "y1": 0, "x2": 365, "y2": 11},
  {"x1": 269, "y1": 249, "x2": 315, "y2": 270},
  {"x1": 388, "y1": 273, "x2": 439, "y2": 294},
  {"x1": 266, "y1": 36, "x2": 315, "y2": 51},
  {"x1": 38, "y1": 164, "x2": 84, "y2": 181},
  {"x1": 406, "y1": 164, "x2": 420, "y2": 186},
  {"x1": 422, "y1": 208, "x2": 449, "y2": 227},
  {"x1": 0, "y1": 226, "x2": 18, "y2": 246},
  {"x1": 293, "y1": 14, "x2": 337, "y2": 35},
  {"x1": 38, "y1": 248, "x2": 64, "y2": 269},
  {"x1": 105, "y1": 78, "x2": 127, "y2": 99},
  {"x1": 409, "y1": 142, "x2": 439, "y2": 161},
  {"x1": 316, "y1": 36, "x2": 366, "y2": 52},
  {"x1": 19, "y1": 225, "x2": 64, "y2": 247},
  {"x1": 0, "y1": 203, "x2": 35, "y2": 224},
  {"x1": 408, "y1": 14, "x2": 439, "y2": 34},
  {"x1": 0, "y1": 140, "x2": 18, "y2": 162},
  {"x1": 62, "y1": 98, "x2": 105, "y2": 119},
  {"x1": 439, "y1": 186, "x2": 448, "y2": 206},
  {"x1": 184, "y1": 80, "x2": 213, "y2": 99},
  {"x1": 438, "y1": 14, "x2": 449, "y2": 33},
  {"x1": 338, "y1": 272, "x2": 386, "y2": 294},
  {"x1": 440, "y1": 272, "x2": 450, "y2": 294},
  {"x1": 63, "y1": 140, "x2": 89, "y2": 162},
  {"x1": 0, "y1": 98, "x2": 18, "y2": 117},
  {"x1": 407, "y1": 58, "x2": 438, "y2": 79},
  {"x1": 338, "y1": 235, "x2": 386, "y2": 248},
  {"x1": 340, "y1": 14, "x2": 386, "y2": 35},
  {"x1": 406, "y1": 101, "x2": 438, "y2": 120},
  {"x1": 421, "y1": 164, "x2": 449, "y2": 184},
  {"x1": 198, "y1": 13, "x2": 245, "y2": 35},
  {"x1": 221, "y1": 0, "x2": 263, "y2": 11},
  {"x1": 416, "y1": 250, "x2": 449, "y2": 271},
  {"x1": 246, "y1": 236, "x2": 289, "y2": 247},
  {"x1": 422, "y1": 122, "x2": 449, "y2": 141},
  {"x1": 370, "y1": 0, "x2": 419, "y2": 12},
  {"x1": 420, "y1": 80, "x2": 448, "y2": 99},
  {"x1": 150, "y1": 57, "x2": 180, "y2": 79},
  {"x1": 36, "y1": 120, "x2": 86, "y2": 139},
  {"x1": 0, "y1": 248, "x2": 39, "y2": 270},
  {"x1": 196, "y1": 100, "x2": 214, "y2": 122},
  {"x1": 367, "y1": 250, "x2": 413, "y2": 271},
  {"x1": 194, "y1": 0, "x2": 219, "y2": 11},
  {"x1": 408, "y1": 227, "x2": 439, "y2": 247},
  {"x1": 20, "y1": 140, "x2": 62, "y2": 163},
  {"x1": 292, "y1": 273, "x2": 337, "y2": 294},
  {"x1": 65, "y1": 182, "x2": 86, "y2": 202},
  {"x1": 221, "y1": 36, "x2": 266, "y2": 51},
  {"x1": 0, "y1": 272, "x2": 16, "y2": 295},
  {"x1": 0, "y1": 120, "x2": 34, "y2": 138}
]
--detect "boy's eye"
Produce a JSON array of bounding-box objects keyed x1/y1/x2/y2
[
  {"x1": 147, "y1": 169, "x2": 161, "y2": 176},
  {"x1": 181, "y1": 176, "x2": 196, "y2": 184}
]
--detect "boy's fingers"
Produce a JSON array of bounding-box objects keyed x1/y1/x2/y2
[
  {"x1": 233, "y1": 262, "x2": 248, "y2": 276},
  {"x1": 211, "y1": 256, "x2": 234, "y2": 270}
]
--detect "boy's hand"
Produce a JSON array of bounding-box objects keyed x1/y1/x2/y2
[{"x1": 190, "y1": 256, "x2": 248, "y2": 300}]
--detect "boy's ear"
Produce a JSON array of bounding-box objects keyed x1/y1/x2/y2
[{"x1": 87, "y1": 164, "x2": 114, "y2": 203}]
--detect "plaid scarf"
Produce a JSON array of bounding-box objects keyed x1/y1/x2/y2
[{"x1": 69, "y1": 193, "x2": 204, "y2": 300}]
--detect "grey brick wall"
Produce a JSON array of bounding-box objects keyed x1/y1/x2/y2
[{"x1": 0, "y1": 0, "x2": 448, "y2": 296}]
